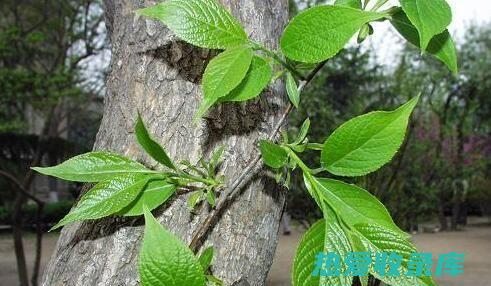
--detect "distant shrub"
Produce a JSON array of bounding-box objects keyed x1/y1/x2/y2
[{"x1": 0, "y1": 200, "x2": 74, "y2": 226}]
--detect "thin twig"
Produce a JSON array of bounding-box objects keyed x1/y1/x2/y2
[
  {"x1": 255, "y1": 44, "x2": 306, "y2": 81},
  {"x1": 0, "y1": 171, "x2": 43, "y2": 204},
  {"x1": 189, "y1": 60, "x2": 328, "y2": 251}
]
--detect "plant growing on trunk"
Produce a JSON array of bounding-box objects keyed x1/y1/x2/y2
[{"x1": 34, "y1": 0, "x2": 457, "y2": 285}]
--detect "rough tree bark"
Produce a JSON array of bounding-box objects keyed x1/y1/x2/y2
[{"x1": 41, "y1": 1, "x2": 288, "y2": 285}]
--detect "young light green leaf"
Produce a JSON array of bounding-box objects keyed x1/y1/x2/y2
[
  {"x1": 119, "y1": 179, "x2": 176, "y2": 216},
  {"x1": 280, "y1": 6, "x2": 384, "y2": 63},
  {"x1": 292, "y1": 118, "x2": 311, "y2": 146},
  {"x1": 139, "y1": 207, "x2": 206, "y2": 286},
  {"x1": 136, "y1": 114, "x2": 176, "y2": 170},
  {"x1": 136, "y1": 0, "x2": 247, "y2": 49},
  {"x1": 207, "y1": 145, "x2": 225, "y2": 177},
  {"x1": 309, "y1": 177, "x2": 407, "y2": 237},
  {"x1": 198, "y1": 246, "x2": 214, "y2": 270},
  {"x1": 335, "y1": 0, "x2": 362, "y2": 9},
  {"x1": 206, "y1": 191, "x2": 216, "y2": 208},
  {"x1": 220, "y1": 56, "x2": 272, "y2": 102},
  {"x1": 32, "y1": 152, "x2": 152, "y2": 182},
  {"x1": 357, "y1": 23, "x2": 374, "y2": 44},
  {"x1": 400, "y1": 0, "x2": 452, "y2": 51},
  {"x1": 321, "y1": 96, "x2": 419, "y2": 177},
  {"x1": 197, "y1": 46, "x2": 253, "y2": 117},
  {"x1": 286, "y1": 72, "x2": 300, "y2": 108},
  {"x1": 51, "y1": 174, "x2": 154, "y2": 230},
  {"x1": 359, "y1": 276, "x2": 369, "y2": 286},
  {"x1": 181, "y1": 160, "x2": 208, "y2": 178},
  {"x1": 391, "y1": 10, "x2": 457, "y2": 73},
  {"x1": 211, "y1": 146, "x2": 225, "y2": 165},
  {"x1": 354, "y1": 224, "x2": 436, "y2": 286},
  {"x1": 259, "y1": 140, "x2": 288, "y2": 169},
  {"x1": 292, "y1": 218, "x2": 353, "y2": 286},
  {"x1": 188, "y1": 191, "x2": 203, "y2": 210}
]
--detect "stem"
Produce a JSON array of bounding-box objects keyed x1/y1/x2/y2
[
  {"x1": 176, "y1": 171, "x2": 216, "y2": 186},
  {"x1": 254, "y1": 43, "x2": 306, "y2": 81},
  {"x1": 306, "y1": 143, "x2": 324, "y2": 151},
  {"x1": 370, "y1": 0, "x2": 389, "y2": 11},
  {"x1": 293, "y1": 154, "x2": 355, "y2": 247},
  {"x1": 189, "y1": 59, "x2": 329, "y2": 252},
  {"x1": 378, "y1": 6, "x2": 401, "y2": 19},
  {"x1": 286, "y1": 148, "x2": 312, "y2": 173}
]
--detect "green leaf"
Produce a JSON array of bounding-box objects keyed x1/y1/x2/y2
[
  {"x1": 220, "y1": 56, "x2": 272, "y2": 102},
  {"x1": 197, "y1": 46, "x2": 253, "y2": 117},
  {"x1": 308, "y1": 177, "x2": 407, "y2": 236},
  {"x1": 51, "y1": 174, "x2": 154, "y2": 230},
  {"x1": 206, "y1": 190, "x2": 216, "y2": 207},
  {"x1": 136, "y1": 114, "x2": 176, "y2": 170},
  {"x1": 188, "y1": 191, "x2": 203, "y2": 210},
  {"x1": 354, "y1": 224, "x2": 436, "y2": 286},
  {"x1": 357, "y1": 23, "x2": 374, "y2": 44},
  {"x1": 208, "y1": 145, "x2": 225, "y2": 176},
  {"x1": 335, "y1": 0, "x2": 362, "y2": 9},
  {"x1": 198, "y1": 246, "x2": 214, "y2": 270},
  {"x1": 259, "y1": 140, "x2": 288, "y2": 169},
  {"x1": 400, "y1": 0, "x2": 452, "y2": 51},
  {"x1": 119, "y1": 179, "x2": 176, "y2": 216},
  {"x1": 321, "y1": 96, "x2": 419, "y2": 177},
  {"x1": 210, "y1": 146, "x2": 225, "y2": 167},
  {"x1": 292, "y1": 118, "x2": 310, "y2": 146},
  {"x1": 139, "y1": 207, "x2": 206, "y2": 286},
  {"x1": 32, "y1": 152, "x2": 152, "y2": 182},
  {"x1": 280, "y1": 6, "x2": 384, "y2": 63},
  {"x1": 136, "y1": 0, "x2": 247, "y2": 49},
  {"x1": 286, "y1": 72, "x2": 300, "y2": 108},
  {"x1": 391, "y1": 10, "x2": 457, "y2": 73},
  {"x1": 292, "y1": 218, "x2": 353, "y2": 286}
]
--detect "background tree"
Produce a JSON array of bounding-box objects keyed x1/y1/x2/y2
[{"x1": 0, "y1": 1, "x2": 107, "y2": 285}]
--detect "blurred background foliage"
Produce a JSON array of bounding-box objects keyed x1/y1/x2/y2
[
  {"x1": 0, "y1": 0, "x2": 108, "y2": 206},
  {"x1": 0, "y1": 1, "x2": 109, "y2": 283}
]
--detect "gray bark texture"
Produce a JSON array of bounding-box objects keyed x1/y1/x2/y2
[{"x1": 41, "y1": 0, "x2": 289, "y2": 285}]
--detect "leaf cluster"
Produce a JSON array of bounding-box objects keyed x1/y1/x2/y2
[{"x1": 33, "y1": 0, "x2": 459, "y2": 285}]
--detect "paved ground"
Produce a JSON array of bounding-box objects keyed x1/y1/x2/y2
[
  {"x1": 0, "y1": 232, "x2": 58, "y2": 286},
  {"x1": 0, "y1": 221, "x2": 489, "y2": 286}
]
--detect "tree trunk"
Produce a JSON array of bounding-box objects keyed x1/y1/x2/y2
[
  {"x1": 437, "y1": 195, "x2": 448, "y2": 231},
  {"x1": 41, "y1": 1, "x2": 288, "y2": 285},
  {"x1": 450, "y1": 89, "x2": 474, "y2": 231},
  {"x1": 451, "y1": 119, "x2": 466, "y2": 231}
]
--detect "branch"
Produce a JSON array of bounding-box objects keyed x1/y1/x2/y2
[
  {"x1": 0, "y1": 170, "x2": 43, "y2": 205},
  {"x1": 189, "y1": 60, "x2": 328, "y2": 251}
]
